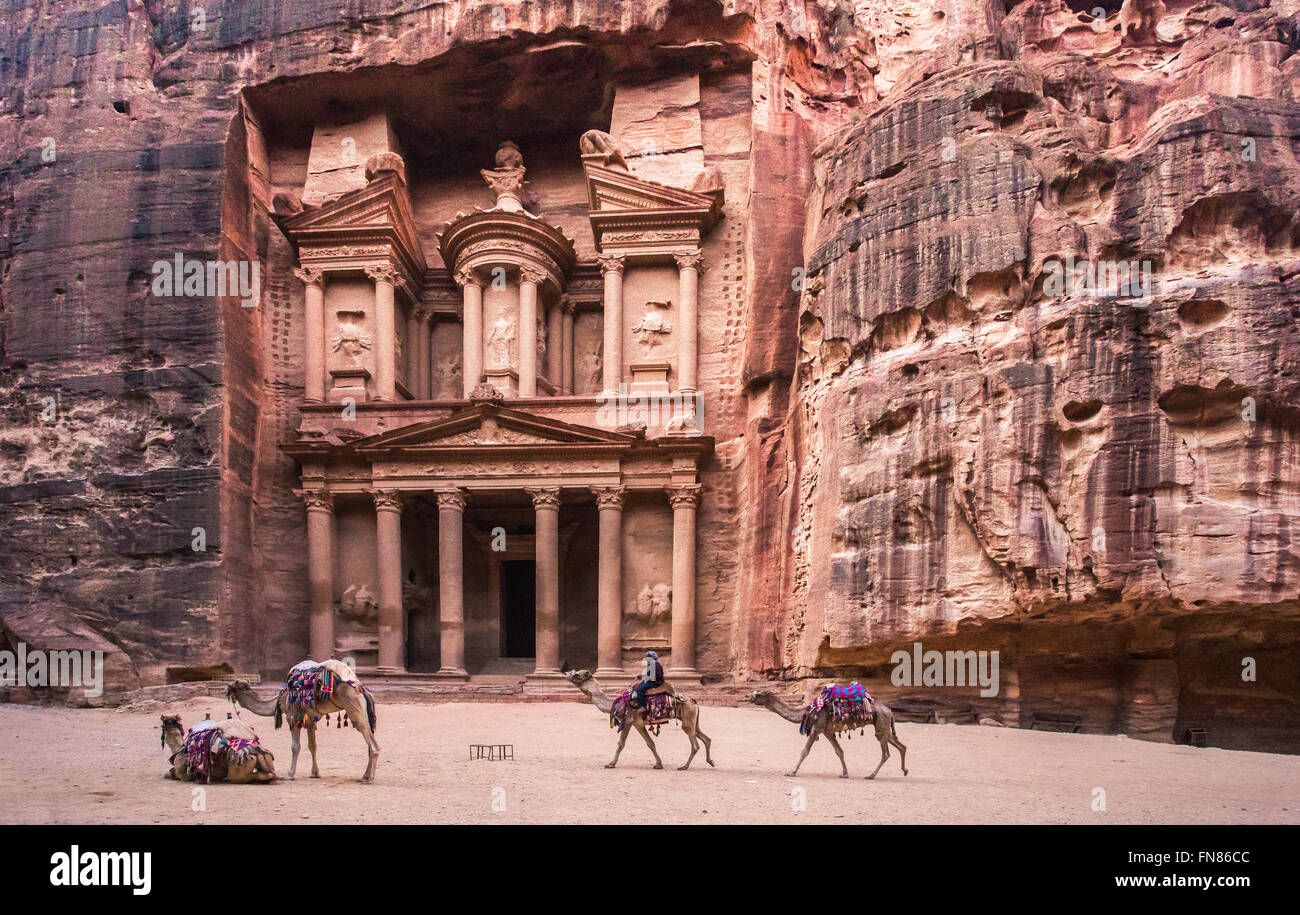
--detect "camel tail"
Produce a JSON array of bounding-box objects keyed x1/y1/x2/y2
[
  {"x1": 363, "y1": 686, "x2": 378, "y2": 733},
  {"x1": 274, "y1": 690, "x2": 284, "y2": 730}
]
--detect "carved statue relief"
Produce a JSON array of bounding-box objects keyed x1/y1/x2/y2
[
  {"x1": 631, "y1": 301, "x2": 673, "y2": 355},
  {"x1": 486, "y1": 314, "x2": 516, "y2": 368},
  {"x1": 332, "y1": 311, "x2": 372, "y2": 366},
  {"x1": 579, "y1": 130, "x2": 629, "y2": 170},
  {"x1": 339, "y1": 584, "x2": 379, "y2": 624},
  {"x1": 537, "y1": 314, "x2": 547, "y2": 356},
  {"x1": 630, "y1": 582, "x2": 671, "y2": 624}
]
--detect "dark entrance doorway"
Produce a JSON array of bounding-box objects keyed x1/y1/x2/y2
[{"x1": 501, "y1": 559, "x2": 536, "y2": 658}]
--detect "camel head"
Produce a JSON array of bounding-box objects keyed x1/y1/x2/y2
[
  {"x1": 563, "y1": 669, "x2": 594, "y2": 686},
  {"x1": 224, "y1": 679, "x2": 252, "y2": 702},
  {"x1": 160, "y1": 714, "x2": 184, "y2": 747},
  {"x1": 746, "y1": 689, "x2": 775, "y2": 705}
]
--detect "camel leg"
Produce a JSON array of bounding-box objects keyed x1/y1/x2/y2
[
  {"x1": 306, "y1": 722, "x2": 320, "y2": 778},
  {"x1": 350, "y1": 697, "x2": 380, "y2": 784},
  {"x1": 606, "y1": 727, "x2": 632, "y2": 768},
  {"x1": 866, "y1": 736, "x2": 890, "y2": 780},
  {"x1": 636, "y1": 724, "x2": 664, "y2": 769},
  {"x1": 287, "y1": 722, "x2": 302, "y2": 780},
  {"x1": 678, "y1": 705, "x2": 700, "y2": 771},
  {"x1": 788, "y1": 731, "x2": 818, "y2": 777},
  {"x1": 889, "y1": 732, "x2": 908, "y2": 776},
  {"x1": 824, "y1": 731, "x2": 849, "y2": 777},
  {"x1": 689, "y1": 703, "x2": 715, "y2": 767}
]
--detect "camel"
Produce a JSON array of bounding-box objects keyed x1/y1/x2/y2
[
  {"x1": 563, "y1": 669, "x2": 714, "y2": 770},
  {"x1": 160, "y1": 715, "x2": 277, "y2": 783},
  {"x1": 747, "y1": 688, "x2": 908, "y2": 779},
  {"x1": 225, "y1": 669, "x2": 379, "y2": 783}
]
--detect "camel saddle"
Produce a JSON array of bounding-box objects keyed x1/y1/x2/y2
[{"x1": 609, "y1": 684, "x2": 676, "y2": 734}]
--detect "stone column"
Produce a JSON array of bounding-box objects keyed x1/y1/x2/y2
[
  {"x1": 365, "y1": 263, "x2": 399, "y2": 402},
  {"x1": 297, "y1": 489, "x2": 335, "y2": 660},
  {"x1": 371, "y1": 488, "x2": 405, "y2": 671},
  {"x1": 597, "y1": 254, "x2": 625, "y2": 395},
  {"x1": 519, "y1": 267, "x2": 546, "y2": 398},
  {"x1": 561, "y1": 298, "x2": 575, "y2": 395},
  {"x1": 546, "y1": 297, "x2": 563, "y2": 390},
  {"x1": 404, "y1": 304, "x2": 420, "y2": 398},
  {"x1": 294, "y1": 267, "x2": 326, "y2": 404},
  {"x1": 528, "y1": 487, "x2": 562, "y2": 677},
  {"x1": 457, "y1": 267, "x2": 483, "y2": 399},
  {"x1": 593, "y1": 486, "x2": 625, "y2": 678},
  {"x1": 667, "y1": 484, "x2": 702, "y2": 678},
  {"x1": 416, "y1": 309, "x2": 432, "y2": 400},
  {"x1": 435, "y1": 489, "x2": 469, "y2": 679},
  {"x1": 674, "y1": 251, "x2": 703, "y2": 395}
]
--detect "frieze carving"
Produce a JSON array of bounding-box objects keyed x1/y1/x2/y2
[
  {"x1": 666, "y1": 484, "x2": 702, "y2": 508},
  {"x1": 602, "y1": 230, "x2": 697, "y2": 244},
  {"x1": 526, "y1": 486, "x2": 561, "y2": 509},
  {"x1": 303, "y1": 244, "x2": 391, "y2": 260}
]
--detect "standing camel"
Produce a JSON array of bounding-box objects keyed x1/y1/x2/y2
[
  {"x1": 161, "y1": 715, "x2": 278, "y2": 783},
  {"x1": 225, "y1": 668, "x2": 379, "y2": 783},
  {"x1": 564, "y1": 669, "x2": 715, "y2": 770},
  {"x1": 747, "y1": 688, "x2": 908, "y2": 779}
]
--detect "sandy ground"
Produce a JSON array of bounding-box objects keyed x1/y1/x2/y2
[{"x1": 0, "y1": 698, "x2": 1296, "y2": 824}]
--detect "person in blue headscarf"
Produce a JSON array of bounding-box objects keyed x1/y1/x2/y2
[{"x1": 634, "y1": 650, "x2": 664, "y2": 709}]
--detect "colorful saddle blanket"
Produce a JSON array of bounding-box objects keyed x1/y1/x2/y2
[
  {"x1": 801, "y1": 682, "x2": 873, "y2": 736},
  {"x1": 181, "y1": 726, "x2": 225, "y2": 783},
  {"x1": 285, "y1": 665, "x2": 344, "y2": 725},
  {"x1": 609, "y1": 689, "x2": 676, "y2": 736}
]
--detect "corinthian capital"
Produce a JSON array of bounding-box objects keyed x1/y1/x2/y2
[
  {"x1": 453, "y1": 266, "x2": 480, "y2": 289},
  {"x1": 519, "y1": 265, "x2": 549, "y2": 287},
  {"x1": 293, "y1": 266, "x2": 325, "y2": 288},
  {"x1": 368, "y1": 488, "x2": 403, "y2": 513},
  {"x1": 295, "y1": 488, "x2": 334, "y2": 513},
  {"x1": 591, "y1": 486, "x2": 626, "y2": 510},
  {"x1": 364, "y1": 263, "x2": 399, "y2": 285},
  {"x1": 596, "y1": 253, "x2": 626, "y2": 276},
  {"x1": 435, "y1": 488, "x2": 467, "y2": 511},
  {"x1": 673, "y1": 251, "x2": 705, "y2": 272},
  {"x1": 666, "y1": 484, "x2": 702, "y2": 508},
  {"x1": 526, "y1": 486, "x2": 561, "y2": 510}
]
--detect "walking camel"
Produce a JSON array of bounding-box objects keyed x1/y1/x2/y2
[
  {"x1": 564, "y1": 669, "x2": 715, "y2": 770},
  {"x1": 161, "y1": 715, "x2": 278, "y2": 783},
  {"x1": 747, "y1": 688, "x2": 908, "y2": 779},
  {"x1": 225, "y1": 672, "x2": 380, "y2": 783}
]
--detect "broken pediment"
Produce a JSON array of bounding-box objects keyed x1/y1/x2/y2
[
  {"x1": 582, "y1": 160, "x2": 723, "y2": 253},
  {"x1": 350, "y1": 403, "x2": 639, "y2": 456}
]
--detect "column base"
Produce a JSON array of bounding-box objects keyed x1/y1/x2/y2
[
  {"x1": 374, "y1": 665, "x2": 408, "y2": 675},
  {"x1": 431, "y1": 668, "x2": 470, "y2": 681},
  {"x1": 667, "y1": 668, "x2": 703, "y2": 688},
  {"x1": 595, "y1": 667, "x2": 630, "y2": 681},
  {"x1": 526, "y1": 668, "x2": 566, "y2": 681}
]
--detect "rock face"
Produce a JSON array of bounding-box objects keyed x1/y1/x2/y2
[{"x1": 1, "y1": 1, "x2": 1297, "y2": 750}]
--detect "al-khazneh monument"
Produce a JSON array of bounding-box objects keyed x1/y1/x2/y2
[{"x1": 1, "y1": 1, "x2": 1299, "y2": 750}]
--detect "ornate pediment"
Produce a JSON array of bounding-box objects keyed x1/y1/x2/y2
[
  {"x1": 277, "y1": 170, "x2": 427, "y2": 282},
  {"x1": 583, "y1": 162, "x2": 723, "y2": 253},
  {"x1": 351, "y1": 404, "x2": 639, "y2": 456}
]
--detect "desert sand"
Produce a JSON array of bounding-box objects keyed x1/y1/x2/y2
[{"x1": 0, "y1": 698, "x2": 1295, "y2": 825}]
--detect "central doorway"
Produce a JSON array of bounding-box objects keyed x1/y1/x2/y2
[{"x1": 500, "y1": 559, "x2": 536, "y2": 658}]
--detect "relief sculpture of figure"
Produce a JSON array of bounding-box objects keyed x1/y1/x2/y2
[
  {"x1": 486, "y1": 315, "x2": 516, "y2": 368},
  {"x1": 631, "y1": 301, "x2": 672, "y2": 355},
  {"x1": 579, "y1": 129, "x2": 629, "y2": 170},
  {"x1": 331, "y1": 318, "x2": 372, "y2": 366}
]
